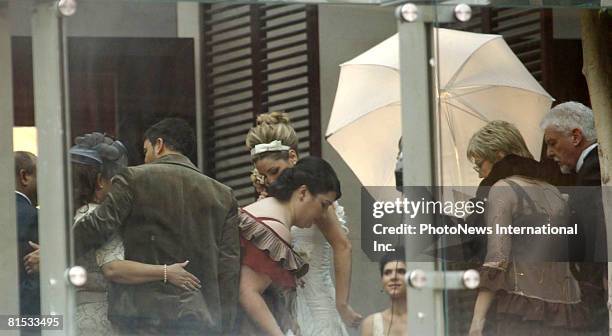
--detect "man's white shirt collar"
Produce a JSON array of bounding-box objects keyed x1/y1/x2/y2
[
  {"x1": 15, "y1": 191, "x2": 32, "y2": 206},
  {"x1": 576, "y1": 143, "x2": 598, "y2": 173}
]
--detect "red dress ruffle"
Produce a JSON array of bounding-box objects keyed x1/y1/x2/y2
[{"x1": 240, "y1": 237, "x2": 296, "y2": 288}]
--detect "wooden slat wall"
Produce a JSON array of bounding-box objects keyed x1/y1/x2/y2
[{"x1": 201, "y1": 4, "x2": 321, "y2": 205}]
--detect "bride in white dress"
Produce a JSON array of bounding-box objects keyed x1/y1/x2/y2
[{"x1": 246, "y1": 112, "x2": 363, "y2": 335}]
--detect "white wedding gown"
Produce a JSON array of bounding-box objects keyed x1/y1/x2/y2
[{"x1": 291, "y1": 203, "x2": 349, "y2": 336}]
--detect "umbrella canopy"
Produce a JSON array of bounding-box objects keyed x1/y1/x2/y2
[{"x1": 326, "y1": 28, "x2": 553, "y2": 187}]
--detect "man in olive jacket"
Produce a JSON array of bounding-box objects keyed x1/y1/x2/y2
[{"x1": 73, "y1": 118, "x2": 240, "y2": 335}]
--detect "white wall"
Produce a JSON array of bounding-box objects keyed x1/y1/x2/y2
[{"x1": 318, "y1": 4, "x2": 397, "y2": 334}]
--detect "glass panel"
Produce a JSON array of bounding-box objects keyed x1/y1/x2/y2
[
  {"x1": 431, "y1": 1, "x2": 610, "y2": 335},
  {"x1": 21, "y1": 1, "x2": 402, "y2": 335},
  {"x1": 131, "y1": 0, "x2": 610, "y2": 9},
  {"x1": 5, "y1": 0, "x2": 607, "y2": 336},
  {"x1": 2, "y1": 4, "x2": 42, "y2": 332}
]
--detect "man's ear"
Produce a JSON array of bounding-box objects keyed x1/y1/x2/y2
[
  {"x1": 571, "y1": 128, "x2": 584, "y2": 146},
  {"x1": 154, "y1": 138, "x2": 165, "y2": 155},
  {"x1": 18, "y1": 169, "x2": 29, "y2": 187}
]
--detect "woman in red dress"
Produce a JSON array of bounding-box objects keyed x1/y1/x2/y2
[{"x1": 238, "y1": 156, "x2": 342, "y2": 336}]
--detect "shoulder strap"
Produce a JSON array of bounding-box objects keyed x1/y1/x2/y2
[
  {"x1": 503, "y1": 178, "x2": 538, "y2": 213},
  {"x1": 253, "y1": 216, "x2": 286, "y2": 226},
  {"x1": 372, "y1": 313, "x2": 384, "y2": 336}
]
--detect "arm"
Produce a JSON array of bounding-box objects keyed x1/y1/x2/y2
[
  {"x1": 96, "y1": 234, "x2": 201, "y2": 289},
  {"x1": 469, "y1": 289, "x2": 495, "y2": 336},
  {"x1": 73, "y1": 173, "x2": 134, "y2": 255},
  {"x1": 316, "y1": 205, "x2": 363, "y2": 327},
  {"x1": 239, "y1": 265, "x2": 284, "y2": 336},
  {"x1": 360, "y1": 315, "x2": 374, "y2": 336},
  {"x1": 482, "y1": 181, "x2": 515, "y2": 270},
  {"x1": 470, "y1": 182, "x2": 515, "y2": 335},
  {"x1": 101, "y1": 260, "x2": 201, "y2": 290},
  {"x1": 218, "y1": 195, "x2": 241, "y2": 333}
]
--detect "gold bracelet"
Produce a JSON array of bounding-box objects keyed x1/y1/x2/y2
[{"x1": 163, "y1": 264, "x2": 167, "y2": 284}]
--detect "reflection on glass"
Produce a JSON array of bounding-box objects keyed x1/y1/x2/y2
[{"x1": 13, "y1": 127, "x2": 38, "y2": 156}]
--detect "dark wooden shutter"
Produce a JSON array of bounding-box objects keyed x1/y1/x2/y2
[
  {"x1": 201, "y1": 4, "x2": 321, "y2": 205},
  {"x1": 443, "y1": 8, "x2": 553, "y2": 88}
]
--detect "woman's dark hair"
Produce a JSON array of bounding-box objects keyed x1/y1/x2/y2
[
  {"x1": 70, "y1": 133, "x2": 128, "y2": 211},
  {"x1": 379, "y1": 247, "x2": 406, "y2": 276},
  {"x1": 144, "y1": 118, "x2": 195, "y2": 157},
  {"x1": 72, "y1": 163, "x2": 99, "y2": 212},
  {"x1": 267, "y1": 156, "x2": 341, "y2": 201}
]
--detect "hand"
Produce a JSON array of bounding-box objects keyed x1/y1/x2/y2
[
  {"x1": 166, "y1": 261, "x2": 201, "y2": 291},
  {"x1": 24, "y1": 241, "x2": 40, "y2": 274},
  {"x1": 337, "y1": 303, "x2": 363, "y2": 329}
]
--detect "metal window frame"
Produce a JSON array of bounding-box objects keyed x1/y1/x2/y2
[
  {"x1": 0, "y1": 4, "x2": 20, "y2": 334},
  {"x1": 31, "y1": 1, "x2": 75, "y2": 335}
]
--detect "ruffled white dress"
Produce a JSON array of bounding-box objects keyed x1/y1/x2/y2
[{"x1": 291, "y1": 202, "x2": 349, "y2": 336}]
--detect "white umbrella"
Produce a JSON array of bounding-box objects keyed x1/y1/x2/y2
[{"x1": 326, "y1": 28, "x2": 553, "y2": 187}]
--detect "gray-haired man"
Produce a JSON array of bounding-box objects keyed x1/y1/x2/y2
[{"x1": 541, "y1": 101, "x2": 607, "y2": 333}]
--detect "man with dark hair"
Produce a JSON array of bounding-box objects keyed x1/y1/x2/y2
[
  {"x1": 143, "y1": 117, "x2": 195, "y2": 158},
  {"x1": 73, "y1": 118, "x2": 240, "y2": 335},
  {"x1": 14, "y1": 152, "x2": 40, "y2": 326}
]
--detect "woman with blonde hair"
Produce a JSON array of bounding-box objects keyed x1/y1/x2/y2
[
  {"x1": 245, "y1": 112, "x2": 362, "y2": 335},
  {"x1": 467, "y1": 121, "x2": 585, "y2": 336}
]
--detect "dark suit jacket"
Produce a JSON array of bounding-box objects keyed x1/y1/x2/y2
[
  {"x1": 576, "y1": 145, "x2": 602, "y2": 186},
  {"x1": 570, "y1": 148, "x2": 607, "y2": 262},
  {"x1": 73, "y1": 154, "x2": 240, "y2": 334},
  {"x1": 569, "y1": 147, "x2": 606, "y2": 263},
  {"x1": 16, "y1": 192, "x2": 40, "y2": 316},
  {"x1": 570, "y1": 146, "x2": 609, "y2": 330}
]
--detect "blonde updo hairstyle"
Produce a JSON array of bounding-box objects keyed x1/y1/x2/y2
[
  {"x1": 246, "y1": 111, "x2": 299, "y2": 162},
  {"x1": 467, "y1": 120, "x2": 533, "y2": 165}
]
